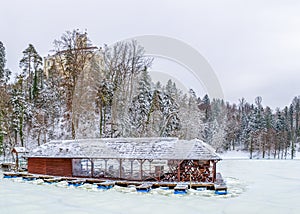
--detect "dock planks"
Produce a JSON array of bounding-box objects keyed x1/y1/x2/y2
[
  {"x1": 96, "y1": 181, "x2": 115, "y2": 190},
  {"x1": 2, "y1": 172, "x2": 227, "y2": 195},
  {"x1": 174, "y1": 184, "x2": 188, "y2": 194},
  {"x1": 136, "y1": 183, "x2": 152, "y2": 193}
]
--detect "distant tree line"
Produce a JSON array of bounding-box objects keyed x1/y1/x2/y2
[
  {"x1": 203, "y1": 96, "x2": 300, "y2": 159},
  {"x1": 0, "y1": 30, "x2": 299, "y2": 160}
]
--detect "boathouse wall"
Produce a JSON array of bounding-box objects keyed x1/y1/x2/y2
[
  {"x1": 27, "y1": 138, "x2": 222, "y2": 181},
  {"x1": 28, "y1": 158, "x2": 72, "y2": 177}
]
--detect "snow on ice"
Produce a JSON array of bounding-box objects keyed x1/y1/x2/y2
[{"x1": 1, "y1": 159, "x2": 299, "y2": 214}]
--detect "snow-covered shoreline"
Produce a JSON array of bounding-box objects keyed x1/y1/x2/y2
[{"x1": 218, "y1": 149, "x2": 300, "y2": 160}]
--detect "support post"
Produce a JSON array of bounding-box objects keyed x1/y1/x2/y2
[
  {"x1": 119, "y1": 159, "x2": 122, "y2": 178},
  {"x1": 149, "y1": 160, "x2": 152, "y2": 174},
  {"x1": 213, "y1": 161, "x2": 217, "y2": 182},
  {"x1": 91, "y1": 159, "x2": 94, "y2": 178},
  {"x1": 177, "y1": 161, "x2": 181, "y2": 182},
  {"x1": 16, "y1": 153, "x2": 19, "y2": 171},
  {"x1": 139, "y1": 160, "x2": 145, "y2": 180},
  {"x1": 104, "y1": 159, "x2": 108, "y2": 176},
  {"x1": 130, "y1": 160, "x2": 133, "y2": 178}
]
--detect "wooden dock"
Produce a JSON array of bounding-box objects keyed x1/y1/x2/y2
[
  {"x1": 22, "y1": 174, "x2": 38, "y2": 181},
  {"x1": 37, "y1": 175, "x2": 55, "y2": 180},
  {"x1": 85, "y1": 178, "x2": 106, "y2": 184},
  {"x1": 196, "y1": 187, "x2": 207, "y2": 191},
  {"x1": 152, "y1": 182, "x2": 177, "y2": 189},
  {"x1": 189, "y1": 183, "x2": 214, "y2": 190},
  {"x1": 115, "y1": 181, "x2": 141, "y2": 187},
  {"x1": 2, "y1": 172, "x2": 227, "y2": 195},
  {"x1": 44, "y1": 177, "x2": 64, "y2": 184},
  {"x1": 3, "y1": 172, "x2": 19, "y2": 178},
  {"x1": 136, "y1": 183, "x2": 152, "y2": 193},
  {"x1": 96, "y1": 181, "x2": 115, "y2": 190},
  {"x1": 67, "y1": 179, "x2": 86, "y2": 187},
  {"x1": 214, "y1": 173, "x2": 227, "y2": 195},
  {"x1": 174, "y1": 184, "x2": 188, "y2": 194}
]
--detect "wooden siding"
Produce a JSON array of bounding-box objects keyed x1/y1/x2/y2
[{"x1": 28, "y1": 158, "x2": 72, "y2": 177}]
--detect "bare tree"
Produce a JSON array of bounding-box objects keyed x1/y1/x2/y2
[
  {"x1": 99, "y1": 40, "x2": 153, "y2": 137},
  {"x1": 51, "y1": 29, "x2": 97, "y2": 139}
]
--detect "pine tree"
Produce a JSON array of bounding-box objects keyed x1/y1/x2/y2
[
  {"x1": 129, "y1": 69, "x2": 152, "y2": 137},
  {"x1": 0, "y1": 41, "x2": 6, "y2": 153},
  {"x1": 225, "y1": 103, "x2": 240, "y2": 150},
  {"x1": 146, "y1": 83, "x2": 163, "y2": 137},
  {"x1": 37, "y1": 72, "x2": 64, "y2": 142},
  {"x1": 289, "y1": 104, "x2": 296, "y2": 159},
  {"x1": 263, "y1": 106, "x2": 275, "y2": 158},
  {"x1": 0, "y1": 41, "x2": 6, "y2": 82},
  {"x1": 0, "y1": 41, "x2": 12, "y2": 156},
  {"x1": 292, "y1": 97, "x2": 300, "y2": 158},
  {"x1": 10, "y1": 75, "x2": 27, "y2": 147},
  {"x1": 240, "y1": 112, "x2": 250, "y2": 150},
  {"x1": 160, "y1": 80, "x2": 180, "y2": 137},
  {"x1": 283, "y1": 106, "x2": 290, "y2": 159},
  {"x1": 200, "y1": 94, "x2": 211, "y2": 121},
  {"x1": 95, "y1": 80, "x2": 114, "y2": 138},
  {"x1": 180, "y1": 89, "x2": 203, "y2": 140},
  {"x1": 206, "y1": 99, "x2": 227, "y2": 152},
  {"x1": 0, "y1": 88, "x2": 11, "y2": 155},
  {"x1": 19, "y1": 44, "x2": 42, "y2": 102}
]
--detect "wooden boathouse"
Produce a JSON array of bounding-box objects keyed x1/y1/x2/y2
[{"x1": 27, "y1": 138, "x2": 222, "y2": 182}]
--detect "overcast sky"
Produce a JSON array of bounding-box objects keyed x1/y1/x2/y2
[{"x1": 1, "y1": 0, "x2": 300, "y2": 109}]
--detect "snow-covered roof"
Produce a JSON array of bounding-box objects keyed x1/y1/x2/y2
[
  {"x1": 27, "y1": 138, "x2": 221, "y2": 160},
  {"x1": 12, "y1": 147, "x2": 27, "y2": 153}
]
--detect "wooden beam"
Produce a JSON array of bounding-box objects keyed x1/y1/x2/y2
[
  {"x1": 139, "y1": 160, "x2": 145, "y2": 180},
  {"x1": 104, "y1": 159, "x2": 108, "y2": 176},
  {"x1": 130, "y1": 160, "x2": 133, "y2": 177},
  {"x1": 119, "y1": 159, "x2": 122, "y2": 178},
  {"x1": 16, "y1": 154, "x2": 19, "y2": 171},
  {"x1": 213, "y1": 161, "x2": 217, "y2": 182},
  {"x1": 177, "y1": 161, "x2": 181, "y2": 182},
  {"x1": 91, "y1": 159, "x2": 94, "y2": 178}
]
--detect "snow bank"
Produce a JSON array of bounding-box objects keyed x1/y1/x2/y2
[
  {"x1": 218, "y1": 150, "x2": 250, "y2": 160},
  {"x1": 218, "y1": 149, "x2": 300, "y2": 160}
]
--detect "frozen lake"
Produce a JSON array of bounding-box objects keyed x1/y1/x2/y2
[{"x1": 0, "y1": 160, "x2": 299, "y2": 214}]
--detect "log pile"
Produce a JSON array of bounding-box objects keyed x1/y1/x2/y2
[{"x1": 163, "y1": 160, "x2": 213, "y2": 182}]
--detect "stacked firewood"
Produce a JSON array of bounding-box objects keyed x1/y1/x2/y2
[{"x1": 163, "y1": 160, "x2": 213, "y2": 182}]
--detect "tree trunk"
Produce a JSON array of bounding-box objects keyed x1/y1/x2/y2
[
  {"x1": 262, "y1": 136, "x2": 265, "y2": 159},
  {"x1": 274, "y1": 142, "x2": 277, "y2": 159},
  {"x1": 14, "y1": 130, "x2": 18, "y2": 146},
  {"x1": 19, "y1": 111, "x2": 24, "y2": 147},
  {"x1": 37, "y1": 130, "x2": 41, "y2": 146},
  {"x1": 291, "y1": 136, "x2": 296, "y2": 159},
  {"x1": 249, "y1": 138, "x2": 253, "y2": 159},
  {"x1": 72, "y1": 120, "x2": 75, "y2": 139}
]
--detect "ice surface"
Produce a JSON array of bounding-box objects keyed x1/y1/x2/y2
[{"x1": 1, "y1": 160, "x2": 300, "y2": 213}]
